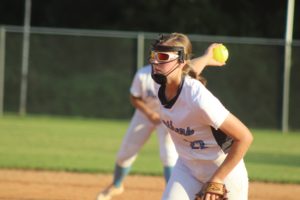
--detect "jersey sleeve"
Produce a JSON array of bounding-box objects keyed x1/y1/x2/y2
[
  {"x1": 195, "y1": 84, "x2": 230, "y2": 129},
  {"x1": 130, "y1": 69, "x2": 143, "y2": 98}
]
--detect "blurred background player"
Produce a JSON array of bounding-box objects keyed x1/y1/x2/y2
[
  {"x1": 96, "y1": 64, "x2": 177, "y2": 200},
  {"x1": 96, "y1": 46, "x2": 224, "y2": 200}
]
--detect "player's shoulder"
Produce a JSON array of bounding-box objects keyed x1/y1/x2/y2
[
  {"x1": 184, "y1": 76, "x2": 205, "y2": 93},
  {"x1": 182, "y1": 76, "x2": 208, "y2": 103}
]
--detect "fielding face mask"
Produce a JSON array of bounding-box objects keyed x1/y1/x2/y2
[
  {"x1": 150, "y1": 45, "x2": 185, "y2": 85},
  {"x1": 151, "y1": 69, "x2": 167, "y2": 85},
  {"x1": 151, "y1": 62, "x2": 181, "y2": 85}
]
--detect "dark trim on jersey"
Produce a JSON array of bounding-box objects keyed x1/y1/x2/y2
[
  {"x1": 158, "y1": 76, "x2": 185, "y2": 109},
  {"x1": 210, "y1": 127, "x2": 233, "y2": 154}
]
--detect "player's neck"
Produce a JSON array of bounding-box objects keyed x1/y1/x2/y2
[{"x1": 165, "y1": 76, "x2": 182, "y2": 101}]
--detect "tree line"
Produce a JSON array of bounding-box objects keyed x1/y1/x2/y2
[{"x1": 0, "y1": 0, "x2": 299, "y2": 38}]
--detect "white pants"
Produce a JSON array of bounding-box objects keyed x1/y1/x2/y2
[
  {"x1": 116, "y1": 110, "x2": 178, "y2": 167},
  {"x1": 162, "y1": 158, "x2": 249, "y2": 200}
]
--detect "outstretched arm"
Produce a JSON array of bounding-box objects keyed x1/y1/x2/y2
[
  {"x1": 130, "y1": 94, "x2": 161, "y2": 125},
  {"x1": 191, "y1": 43, "x2": 226, "y2": 75}
]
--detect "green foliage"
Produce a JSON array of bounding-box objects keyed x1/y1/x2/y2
[
  {"x1": 4, "y1": 34, "x2": 136, "y2": 118},
  {"x1": 290, "y1": 47, "x2": 300, "y2": 129},
  {"x1": 4, "y1": 32, "x2": 300, "y2": 129},
  {"x1": 1, "y1": 114, "x2": 300, "y2": 183},
  {"x1": 2, "y1": 0, "x2": 296, "y2": 38},
  {"x1": 197, "y1": 43, "x2": 284, "y2": 128}
]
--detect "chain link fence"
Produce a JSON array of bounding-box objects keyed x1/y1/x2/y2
[{"x1": 1, "y1": 26, "x2": 299, "y2": 130}]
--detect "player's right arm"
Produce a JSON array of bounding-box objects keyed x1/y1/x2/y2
[{"x1": 130, "y1": 94, "x2": 161, "y2": 125}]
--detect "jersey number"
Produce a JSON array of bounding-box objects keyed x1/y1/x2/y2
[{"x1": 190, "y1": 140, "x2": 207, "y2": 149}]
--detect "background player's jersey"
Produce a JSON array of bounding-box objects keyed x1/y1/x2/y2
[
  {"x1": 157, "y1": 76, "x2": 231, "y2": 162},
  {"x1": 130, "y1": 65, "x2": 160, "y2": 113}
]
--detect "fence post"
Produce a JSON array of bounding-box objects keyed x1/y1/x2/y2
[
  {"x1": 137, "y1": 32, "x2": 145, "y2": 70},
  {"x1": 0, "y1": 26, "x2": 6, "y2": 116},
  {"x1": 282, "y1": 0, "x2": 295, "y2": 133},
  {"x1": 19, "y1": 0, "x2": 32, "y2": 116}
]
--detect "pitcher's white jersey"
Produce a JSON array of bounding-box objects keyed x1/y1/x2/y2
[
  {"x1": 157, "y1": 76, "x2": 234, "y2": 176},
  {"x1": 158, "y1": 76, "x2": 249, "y2": 200}
]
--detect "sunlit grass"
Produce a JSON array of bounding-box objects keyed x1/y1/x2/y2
[{"x1": 1, "y1": 114, "x2": 300, "y2": 183}]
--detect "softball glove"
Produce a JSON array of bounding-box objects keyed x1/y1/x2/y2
[{"x1": 195, "y1": 182, "x2": 228, "y2": 200}]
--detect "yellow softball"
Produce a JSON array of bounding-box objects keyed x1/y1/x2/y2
[{"x1": 213, "y1": 44, "x2": 229, "y2": 63}]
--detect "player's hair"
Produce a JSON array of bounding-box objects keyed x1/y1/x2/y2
[
  {"x1": 152, "y1": 33, "x2": 206, "y2": 85},
  {"x1": 198, "y1": 75, "x2": 207, "y2": 86},
  {"x1": 188, "y1": 70, "x2": 208, "y2": 86}
]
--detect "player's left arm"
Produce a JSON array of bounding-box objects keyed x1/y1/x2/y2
[
  {"x1": 191, "y1": 43, "x2": 226, "y2": 75},
  {"x1": 209, "y1": 113, "x2": 253, "y2": 183},
  {"x1": 130, "y1": 94, "x2": 161, "y2": 125}
]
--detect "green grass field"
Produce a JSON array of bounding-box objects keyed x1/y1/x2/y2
[{"x1": 0, "y1": 114, "x2": 300, "y2": 184}]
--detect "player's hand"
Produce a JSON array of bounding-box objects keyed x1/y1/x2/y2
[
  {"x1": 205, "y1": 43, "x2": 226, "y2": 66},
  {"x1": 148, "y1": 112, "x2": 161, "y2": 125},
  {"x1": 195, "y1": 181, "x2": 228, "y2": 200}
]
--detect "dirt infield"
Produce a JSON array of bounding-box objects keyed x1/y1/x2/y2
[{"x1": 0, "y1": 169, "x2": 299, "y2": 200}]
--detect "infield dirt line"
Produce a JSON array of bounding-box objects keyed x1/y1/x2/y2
[{"x1": 0, "y1": 169, "x2": 299, "y2": 200}]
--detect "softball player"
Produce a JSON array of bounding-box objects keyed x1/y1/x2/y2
[
  {"x1": 96, "y1": 52, "x2": 221, "y2": 200},
  {"x1": 150, "y1": 33, "x2": 253, "y2": 200}
]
